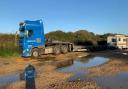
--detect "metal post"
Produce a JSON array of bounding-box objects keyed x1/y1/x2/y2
[{"x1": 24, "y1": 64, "x2": 36, "y2": 89}]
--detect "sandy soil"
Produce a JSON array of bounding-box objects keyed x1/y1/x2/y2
[
  {"x1": 7, "y1": 65, "x2": 100, "y2": 89},
  {"x1": 0, "y1": 52, "x2": 102, "y2": 89},
  {"x1": 2, "y1": 50, "x2": 128, "y2": 89},
  {"x1": 6, "y1": 65, "x2": 71, "y2": 89},
  {"x1": 0, "y1": 52, "x2": 88, "y2": 75},
  {"x1": 86, "y1": 50, "x2": 128, "y2": 76}
]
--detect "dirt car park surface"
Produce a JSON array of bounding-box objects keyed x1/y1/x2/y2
[
  {"x1": 86, "y1": 50, "x2": 128, "y2": 76},
  {"x1": 7, "y1": 65, "x2": 100, "y2": 89},
  {"x1": 1, "y1": 52, "x2": 101, "y2": 89},
  {"x1": 0, "y1": 52, "x2": 88, "y2": 75},
  {"x1": 1, "y1": 50, "x2": 128, "y2": 89}
]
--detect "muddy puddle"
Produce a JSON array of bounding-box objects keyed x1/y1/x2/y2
[
  {"x1": 57, "y1": 56, "x2": 109, "y2": 74},
  {"x1": 92, "y1": 72, "x2": 128, "y2": 89},
  {"x1": 0, "y1": 73, "x2": 20, "y2": 88},
  {"x1": 57, "y1": 55, "x2": 128, "y2": 89},
  {"x1": 1, "y1": 55, "x2": 128, "y2": 89}
]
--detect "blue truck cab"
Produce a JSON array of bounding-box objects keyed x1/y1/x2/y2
[
  {"x1": 19, "y1": 20, "x2": 45, "y2": 57},
  {"x1": 19, "y1": 19, "x2": 73, "y2": 58}
]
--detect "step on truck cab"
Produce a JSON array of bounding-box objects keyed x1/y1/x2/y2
[{"x1": 19, "y1": 19, "x2": 73, "y2": 58}]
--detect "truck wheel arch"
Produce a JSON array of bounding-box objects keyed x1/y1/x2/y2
[{"x1": 31, "y1": 48, "x2": 39, "y2": 58}]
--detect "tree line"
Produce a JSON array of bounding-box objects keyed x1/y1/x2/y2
[
  {"x1": 0, "y1": 30, "x2": 116, "y2": 57},
  {"x1": 0, "y1": 33, "x2": 19, "y2": 57},
  {"x1": 45, "y1": 30, "x2": 112, "y2": 46}
]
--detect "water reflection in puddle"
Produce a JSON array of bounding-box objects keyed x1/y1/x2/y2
[
  {"x1": 93, "y1": 72, "x2": 128, "y2": 89},
  {"x1": 57, "y1": 56, "x2": 128, "y2": 89},
  {"x1": 58, "y1": 56, "x2": 109, "y2": 74},
  {"x1": 57, "y1": 56, "x2": 110, "y2": 82},
  {"x1": 0, "y1": 73, "x2": 20, "y2": 88}
]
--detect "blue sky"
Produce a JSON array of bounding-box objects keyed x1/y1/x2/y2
[{"x1": 0, "y1": 0, "x2": 128, "y2": 34}]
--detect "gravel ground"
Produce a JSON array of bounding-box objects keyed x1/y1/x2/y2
[{"x1": 47, "y1": 80, "x2": 101, "y2": 89}]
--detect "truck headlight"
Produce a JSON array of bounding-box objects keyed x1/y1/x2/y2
[{"x1": 26, "y1": 49, "x2": 29, "y2": 51}]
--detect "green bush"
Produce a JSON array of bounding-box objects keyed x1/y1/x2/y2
[
  {"x1": 0, "y1": 30, "x2": 110, "y2": 57},
  {"x1": 0, "y1": 47, "x2": 19, "y2": 57},
  {"x1": 0, "y1": 34, "x2": 20, "y2": 57},
  {"x1": 45, "y1": 30, "x2": 99, "y2": 46}
]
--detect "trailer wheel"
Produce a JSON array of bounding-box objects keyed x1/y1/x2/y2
[
  {"x1": 53, "y1": 46, "x2": 60, "y2": 55},
  {"x1": 61, "y1": 45, "x2": 68, "y2": 53},
  {"x1": 31, "y1": 48, "x2": 39, "y2": 58}
]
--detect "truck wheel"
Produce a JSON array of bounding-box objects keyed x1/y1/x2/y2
[
  {"x1": 31, "y1": 48, "x2": 39, "y2": 58},
  {"x1": 61, "y1": 45, "x2": 68, "y2": 53},
  {"x1": 53, "y1": 46, "x2": 60, "y2": 55}
]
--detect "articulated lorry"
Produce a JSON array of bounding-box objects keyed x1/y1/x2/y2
[{"x1": 19, "y1": 19, "x2": 73, "y2": 58}]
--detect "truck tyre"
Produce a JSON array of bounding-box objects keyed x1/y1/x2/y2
[
  {"x1": 61, "y1": 45, "x2": 68, "y2": 53},
  {"x1": 53, "y1": 46, "x2": 60, "y2": 55},
  {"x1": 31, "y1": 48, "x2": 39, "y2": 58}
]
